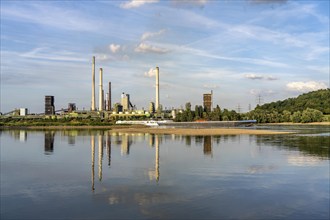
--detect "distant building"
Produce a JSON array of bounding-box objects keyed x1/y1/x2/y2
[
  {"x1": 149, "y1": 102, "x2": 155, "y2": 113},
  {"x1": 45, "y1": 96, "x2": 55, "y2": 115},
  {"x1": 121, "y1": 92, "x2": 133, "y2": 111},
  {"x1": 68, "y1": 103, "x2": 76, "y2": 112},
  {"x1": 203, "y1": 91, "x2": 213, "y2": 112},
  {"x1": 20, "y1": 108, "x2": 28, "y2": 116},
  {"x1": 114, "y1": 103, "x2": 123, "y2": 113}
]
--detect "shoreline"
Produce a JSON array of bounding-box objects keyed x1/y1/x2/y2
[
  {"x1": 1, "y1": 122, "x2": 328, "y2": 135},
  {"x1": 0, "y1": 125, "x2": 293, "y2": 135},
  {"x1": 109, "y1": 127, "x2": 293, "y2": 135}
]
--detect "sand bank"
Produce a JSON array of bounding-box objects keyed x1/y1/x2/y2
[{"x1": 110, "y1": 127, "x2": 293, "y2": 135}]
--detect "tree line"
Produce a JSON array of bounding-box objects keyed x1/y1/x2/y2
[
  {"x1": 175, "y1": 88, "x2": 329, "y2": 123},
  {"x1": 174, "y1": 103, "x2": 241, "y2": 122}
]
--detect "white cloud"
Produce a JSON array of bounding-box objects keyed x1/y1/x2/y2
[
  {"x1": 144, "y1": 68, "x2": 156, "y2": 77},
  {"x1": 109, "y1": 44, "x2": 121, "y2": 53},
  {"x1": 249, "y1": 89, "x2": 276, "y2": 96},
  {"x1": 203, "y1": 84, "x2": 218, "y2": 89},
  {"x1": 244, "y1": 74, "x2": 263, "y2": 80},
  {"x1": 171, "y1": 0, "x2": 208, "y2": 8},
  {"x1": 135, "y1": 43, "x2": 169, "y2": 54},
  {"x1": 120, "y1": 0, "x2": 159, "y2": 9},
  {"x1": 141, "y1": 29, "x2": 166, "y2": 41},
  {"x1": 244, "y1": 73, "x2": 278, "y2": 80},
  {"x1": 286, "y1": 81, "x2": 327, "y2": 92}
]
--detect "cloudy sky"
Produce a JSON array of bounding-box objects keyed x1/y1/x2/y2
[{"x1": 1, "y1": 0, "x2": 329, "y2": 113}]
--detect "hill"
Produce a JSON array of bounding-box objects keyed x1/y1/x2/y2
[{"x1": 255, "y1": 89, "x2": 330, "y2": 114}]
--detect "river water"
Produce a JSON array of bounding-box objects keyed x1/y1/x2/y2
[{"x1": 1, "y1": 126, "x2": 329, "y2": 219}]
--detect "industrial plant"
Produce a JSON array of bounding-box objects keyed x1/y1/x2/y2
[{"x1": 1, "y1": 56, "x2": 214, "y2": 122}]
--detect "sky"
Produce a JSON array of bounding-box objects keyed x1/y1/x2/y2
[{"x1": 1, "y1": 0, "x2": 329, "y2": 114}]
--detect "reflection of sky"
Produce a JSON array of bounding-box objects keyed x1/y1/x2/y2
[
  {"x1": 287, "y1": 154, "x2": 322, "y2": 166},
  {"x1": 1, "y1": 130, "x2": 329, "y2": 219}
]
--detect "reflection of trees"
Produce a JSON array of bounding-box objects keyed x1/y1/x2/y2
[
  {"x1": 44, "y1": 131, "x2": 55, "y2": 154},
  {"x1": 256, "y1": 135, "x2": 329, "y2": 158},
  {"x1": 185, "y1": 136, "x2": 191, "y2": 146}
]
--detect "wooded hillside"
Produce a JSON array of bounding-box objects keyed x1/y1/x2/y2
[{"x1": 255, "y1": 89, "x2": 330, "y2": 114}]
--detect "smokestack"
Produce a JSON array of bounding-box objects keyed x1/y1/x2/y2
[
  {"x1": 108, "y1": 82, "x2": 111, "y2": 111},
  {"x1": 155, "y1": 67, "x2": 159, "y2": 111},
  {"x1": 99, "y1": 68, "x2": 103, "y2": 111},
  {"x1": 102, "y1": 89, "x2": 105, "y2": 111},
  {"x1": 91, "y1": 56, "x2": 96, "y2": 111}
]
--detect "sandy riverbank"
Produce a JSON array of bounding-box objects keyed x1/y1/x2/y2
[
  {"x1": 1, "y1": 125, "x2": 293, "y2": 135},
  {"x1": 109, "y1": 127, "x2": 293, "y2": 135}
]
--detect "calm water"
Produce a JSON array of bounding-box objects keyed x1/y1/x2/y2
[{"x1": 1, "y1": 126, "x2": 329, "y2": 220}]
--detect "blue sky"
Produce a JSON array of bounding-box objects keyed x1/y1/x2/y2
[{"x1": 1, "y1": 0, "x2": 329, "y2": 113}]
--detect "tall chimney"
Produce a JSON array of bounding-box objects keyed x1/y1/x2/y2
[
  {"x1": 91, "y1": 56, "x2": 96, "y2": 111},
  {"x1": 102, "y1": 89, "x2": 105, "y2": 111},
  {"x1": 108, "y1": 82, "x2": 111, "y2": 111},
  {"x1": 155, "y1": 67, "x2": 159, "y2": 111},
  {"x1": 99, "y1": 68, "x2": 103, "y2": 111}
]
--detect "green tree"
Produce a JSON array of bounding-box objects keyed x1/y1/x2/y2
[
  {"x1": 185, "y1": 102, "x2": 191, "y2": 111},
  {"x1": 291, "y1": 111, "x2": 302, "y2": 123},
  {"x1": 301, "y1": 108, "x2": 323, "y2": 123},
  {"x1": 282, "y1": 110, "x2": 291, "y2": 122}
]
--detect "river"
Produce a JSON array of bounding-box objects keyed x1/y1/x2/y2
[{"x1": 1, "y1": 125, "x2": 329, "y2": 219}]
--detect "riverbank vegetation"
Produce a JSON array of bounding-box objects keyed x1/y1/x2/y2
[{"x1": 175, "y1": 89, "x2": 329, "y2": 123}]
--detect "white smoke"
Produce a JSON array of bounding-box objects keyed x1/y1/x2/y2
[
  {"x1": 144, "y1": 68, "x2": 156, "y2": 77},
  {"x1": 109, "y1": 44, "x2": 121, "y2": 53}
]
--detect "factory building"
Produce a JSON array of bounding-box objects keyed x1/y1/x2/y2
[
  {"x1": 203, "y1": 91, "x2": 213, "y2": 112},
  {"x1": 149, "y1": 102, "x2": 155, "y2": 113},
  {"x1": 121, "y1": 93, "x2": 133, "y2": 111},
  {"x1": 68, "y1": 103, "x2": 76, "y2": 112},
  {"x1": 45, "y1": 96, "x2": 55, "y2": 115},
  {"x1": 20, "y1": 108, "x2": 28, "y2": 116}
]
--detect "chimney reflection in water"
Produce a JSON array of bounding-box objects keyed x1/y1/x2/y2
[
  {"x1": 98, "y1": 133, "x2": 103, "y2": 181},
  {"x1": 91, "y1": 135, "x2": 95, "y2": 191},
  {"x1": 91, "y1": 133, "x2": 160, "y2": 190},
  {"x1": 148, "y1": 134, "x2": 160, "y2": 182},
  {"x1": 91, "y1": 132, "x2": 111, "y2": 191},
  {"x1": 106, "y1": 134, "x2": 111, "y2": 167},
  {"x1": 155, "y1": 135, "x2": 160, "y2": 182}
]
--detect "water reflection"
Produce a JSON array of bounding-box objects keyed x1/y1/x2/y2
[
  {"x1": 256, "y1": 134, "x2": 330, "y2": 159},
  {"x1": 203, "y1": 136, "x2": 212, "y2": 156},
  {"x1": 89, "y1": 132, "x2": 162, "y2": 190},
  {"x1": 44, "y1": 131, "x2": 55, "y2": 154},
  {"x1": 1, "y1": 128, "x2": 329, "y2": 219},
  {"x1": 91, "y1": 135, "x2": 95, "y2": 191},
  {"x1": 148, "y1": 134, "x2": 160, "y2": 182}
]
